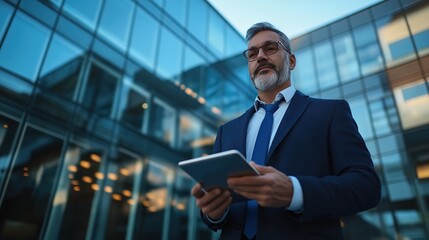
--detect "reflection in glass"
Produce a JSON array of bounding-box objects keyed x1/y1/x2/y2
[
  {"x1": 208, "y1": 9, "x2": 225, "y2": 56},
  {"x1": 376, "y1": 15, "x2": 416, "y2": 67},
  {"x1": 95, "y1": 150, "x2": 141, "y2": 240},
  {"x1": 0, "y1": 115, "x2": 18, "y2": 191},
  {"x1": 135, "y1": 160, "x2": 173, "y2": 239},
  {"x1": 63, "y1": 0, "x2": 102, "y2": 31},
  {"x1": 148, "y1": 98, "x2": 176, "y2": 147},
  {"x1": 168, "y1": 170, "x2": 193, "y2": 239},
  {"x1": 333, "y1": 32, "x2": 360, "y2": 83},
  {"x1": 187, "y1": 0, "x2": 208, "y2": 44},
  {"x1": 0, "y1": 126, "x2": 63, "y2": 239},
  {"x1": 81, "y1": 62, "x2": 119, "y2": 117},
  {"x1": 129, "y1": 8, "x2": 160, "y2": 70},
  {"x1": 118, "y1": 77, "x2": 150, "y2": 131},
  {"x1": 393, "y1": 80, "x2": 429, "y2": 129},
  {"x1": 353, "y1": 24, "x2": 384, "y2": 75},
  {"x1": 182, "y1": 45, "x2": 205, "y2": 96},
  {"x1": 165, "y1": 0, "x2": 187, "y2": 26},
  {"x1": 178, "y1": 112, "x2": 202, "y2": 152},
  {"x1": 225, "y1": 27, "x2": 246, "y2": 58},
  {"x1": 45, "y1": 144, "x2": 103, "y2": 239},
  {"x1": 0, "y1": 11, "x2": 50, "y2": 81},
  {"x1": 313, "y1": 40, "x2": 339, "y2": 90},
  {"x1": 0, "y1": 1, "x2": 13, "y2": 40},
  {"x1": 156, "y1": 27, "x2": 183, "y2": 82},
  {"x1": 292, "y1": 48, "x2": 318, "y2": 94},
  {"x1": 39, "y1": 34, "x2": 84, "y2": 100},
  {"x1": 406, "y1": 3, "x2": 429, "y2": 57},
  {"x1": 348, "y1": 97, "x2": 374, "y2": 140},
  {"x1": 97, "y1": 0, "x2": 134, "y2": 52}
]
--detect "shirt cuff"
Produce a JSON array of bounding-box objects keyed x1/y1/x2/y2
[
  {"x1": 287, "y1": 176, "x2": 303, "y2": 213},
  {"x1": 205, "y1": 207, "x2": 230, "y2": 224}
]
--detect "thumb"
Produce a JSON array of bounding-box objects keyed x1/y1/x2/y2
[{"x1": 250, "y1": 161, "x2": 274, "y2": 174}]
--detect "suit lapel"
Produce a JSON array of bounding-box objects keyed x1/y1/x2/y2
[
  {"x1": 267, "y1": 91, "x2": 310, "y2": 162},
  {"x1": 235, "y1": 106, "x2": 256, "y2": 156}
]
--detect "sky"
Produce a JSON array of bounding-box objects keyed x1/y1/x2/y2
[{"x1": 207, "y1": 0, "x2": 384, "y2": 39}]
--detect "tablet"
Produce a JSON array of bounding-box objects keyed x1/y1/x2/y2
[{"x1": 178, "y1": 149, "x2": 260, "y2": 202}]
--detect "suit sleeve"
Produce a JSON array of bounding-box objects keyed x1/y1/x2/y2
[{"x1": 294, "y1": 100, "x2": 381, "y2": 221}]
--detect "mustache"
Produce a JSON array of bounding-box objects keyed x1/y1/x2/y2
[{"x1": 254, "y1": 63, "x2": 276, "y2": 75}]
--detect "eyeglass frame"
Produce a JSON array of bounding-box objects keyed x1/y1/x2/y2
[{"x1": 243, "y1": 40, "x2": 290, "y2": 62}]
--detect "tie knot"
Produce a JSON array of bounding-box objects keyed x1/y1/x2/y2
[{"x1": 260, "y1": 102, "x2": 279, "y2": 113}]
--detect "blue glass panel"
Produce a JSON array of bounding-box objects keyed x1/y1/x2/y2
[
  {"x1": 402, "y1": 82, "x2": 428, "y2": 101},
  {"x1": 182, "y1": 45, "x2": 205, "y2": 94},
  {"x1": 313, "y1": 40, "x2": 339, "y2": 89},
  {"x1": 156, "y1": 27, "x2": 183, "y2": 81},
  {"x1": 129, "y1": 8, "x2": 160, "y2": 70},
  {"x1": 414, "y1": 29, "x2": 429, "y2": 52},
  {"x1": 353, "y1": 24, "x2": 384, "y2": 75},
  {"x1": 63, "y1": 0, "x2": 102, "y2": 31},
  {"x1": 165, "y1": 0, "x2": 187, "y2": 26},
  {"x1": 333, "y1": 32, "x2": 360, "y2": 83},
  {"x1": 0, "y1": 1, "x2": 13, "y2": 40},
  {"x1": 208, "y1": 9, "x2": 225, "y2": 56},
  {"x1": 0, "y1": 11, "x2": 50, "y2": 81},
  {"x1": 389, "y1": 37, "x2": 415, "y2": 60},
  {"x1": 97, "y1": 0, "x2": 134, "y2": 52},
  {"x1": 348, "y1": 97, "x2": 374, "y2": 140},
  {"x1": 292, "y1": 48, "x2": 318, "y2": 94},
  {"x1": 225, "y1": 27, "x2": 246, "y2": 58},
  {"x1": 188, "y1": 0, "x2": 208, "y2": 44}
]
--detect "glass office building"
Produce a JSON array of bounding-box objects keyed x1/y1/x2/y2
[
  {"x1": 0, "y1": 0, "x2": 428, "y2": 239},
  {"x1": 0, "y1": 0, "x2": 252, "y2": 239},
  {"x1": 291, "y1": 0, "x2": 429, "y2": 239}
]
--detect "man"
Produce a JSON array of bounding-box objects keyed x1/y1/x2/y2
[{"x1": 191, "y1": 22, "x2": 381, "y2": 240}]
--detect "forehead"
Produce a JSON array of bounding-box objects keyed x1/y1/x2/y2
[{"x1": 248, "y1": 31, "x2": 280, "y2": 48}]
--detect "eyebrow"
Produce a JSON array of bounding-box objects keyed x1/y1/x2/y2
[{"x1": 247, "y1": 40, "x2": 277, "y2": 50}]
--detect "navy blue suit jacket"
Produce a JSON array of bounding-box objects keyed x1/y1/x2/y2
[{"x1": 203, "y1": 91, "x2": 381, "y2": 240}]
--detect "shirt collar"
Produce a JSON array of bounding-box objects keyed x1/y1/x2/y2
[{"x1": 253, "y1": 85, "x2": 296, "y2": 111}]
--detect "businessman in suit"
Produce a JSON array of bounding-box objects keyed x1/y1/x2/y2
[{"x1": 191, "y1": 22, "x2": 381, "y2": 240}]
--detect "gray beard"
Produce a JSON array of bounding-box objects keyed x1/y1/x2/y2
[{"x1": 253, "y1": 60, "x2": 290, "y2": 92}]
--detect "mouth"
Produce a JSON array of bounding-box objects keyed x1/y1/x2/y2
[{"x1": 255, "y1": 63, "x2": 276, "y2": 76}]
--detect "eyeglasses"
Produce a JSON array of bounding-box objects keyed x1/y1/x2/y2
[{"x1": 243, "y1": 41, "x2": 290, "y2": 62}]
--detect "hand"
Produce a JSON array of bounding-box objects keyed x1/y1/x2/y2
[
  {"x1": 227, "y1": 162, "x2": 293, "y2": 208},
  {"x1": 191, "y1": 183, "x2": 232, "y2": 220}
]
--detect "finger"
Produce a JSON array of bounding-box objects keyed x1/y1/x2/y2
[{"x1": 191, "y1": 183, "x2": 206, "y2": 198}]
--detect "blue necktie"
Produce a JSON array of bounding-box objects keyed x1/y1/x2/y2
[{"x1": 243, "y1": 101, "x2": 281, "y2": 239}]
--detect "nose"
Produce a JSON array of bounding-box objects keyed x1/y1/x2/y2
[{"x1": 256, "y1": 48, "x2": 268, "y2": 62}]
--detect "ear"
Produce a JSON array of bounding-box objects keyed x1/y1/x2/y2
[{"x1": 289, "y1": 54, "x2": 296, "y2": 70}]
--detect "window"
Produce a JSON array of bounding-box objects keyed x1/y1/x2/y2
[
  {"x1": 148, "y1": 98, "x2": 176, "y2": 147},
  {"x1": 0, "y1": 1, "x2": 13, "y2": 41},
  {"x1": 208, "y1": 9, "x2": 225, "y2": 57},
  {"x1": 292, "y1": 48, "x2": 318, "y2": 94},
  {"x1": 393, "y1": 80, "x2": 429, "y2": 129},
  {"x1": 0, "y1": 11, "x2": 50, "y2": 81},
  {"x1": 333, "y1": 32, "x2": 360, "y2": 83},
  {"x1": 39, "y1": 34, "x2": 84, "y2": 100},
  {"x1": 406, "y1": 3, "x2": 429, "y2": 56},
  {"x1": 376, "y1": 15, "x2": 416, "y2": 67},
  {"x1": 187, "y1": 0, "x2": 208, "y2": 44},
  {"x1": 62, "y1": 0, "x2": 102, "y2": 32},
  {"x1": 97, "y1": 0, "x2": 134, "y2": 52},
  {"x1": 313, "y1": 40, "x2": 339, "y2": 90},
  {"x1": 129, "y1": 8, "x2": 160, "y2": 70},
  {"x1": 117, "y1": 77, "x2": 150, "y2": 131},
  {"x1": 156, "y1": 27, "x2": 183, "y2": 82},
  {"x1": 0, "y1": 126, "x2": 64, "y2": 239},
  {"x1": 353, "y1": 23, "x2": 384, "y2": 75},
  {"x1": 81, "y1": 61, "x2": 120, "y2": 117},
  {"x1": 165, "y1": 0, "x2": 187, "y2": 26}
]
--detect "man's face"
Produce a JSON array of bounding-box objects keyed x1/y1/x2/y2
[{"x1": 247, "y1": 31, "x2": 295, "y2": 92}]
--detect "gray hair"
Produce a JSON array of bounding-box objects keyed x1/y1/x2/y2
[{"x1": 245, "y1": 22, "x2": 292, "y2": 53}]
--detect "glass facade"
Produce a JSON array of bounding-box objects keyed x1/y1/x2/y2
[
  {"x1": 1, "y1": 0, "x2": 429, "y2": 239},
  {"x1": 0, "y1": 0, "x2": 251, "y2": 239},
  {"x1": 291, "y1": 0, "x2": 429, "y2": 239}
]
